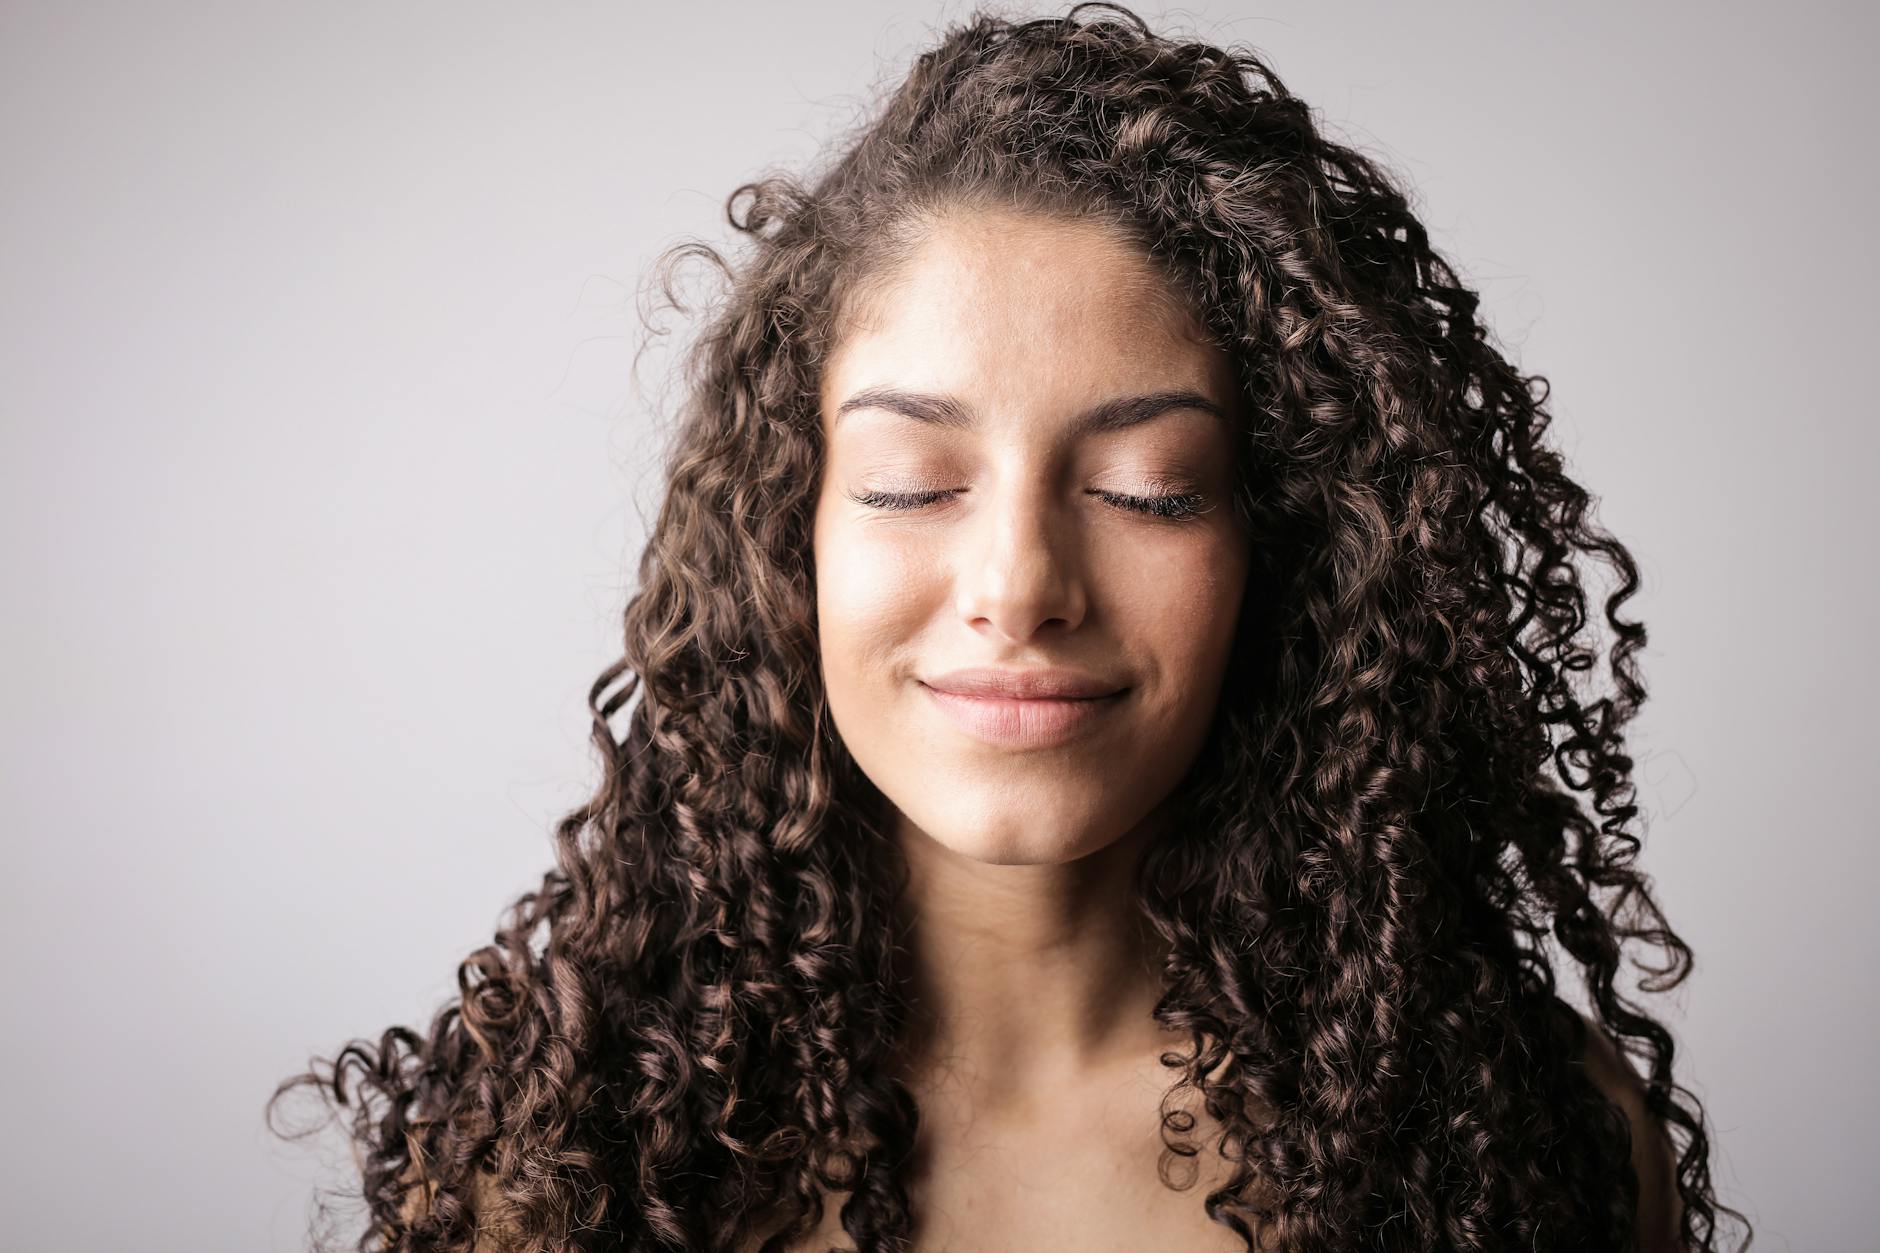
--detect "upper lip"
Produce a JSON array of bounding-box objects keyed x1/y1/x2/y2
[{"x1": 920, "y1": 666, "x2": 1126, "y2": 700}]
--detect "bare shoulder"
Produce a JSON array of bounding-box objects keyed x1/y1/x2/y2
[{"x1": 1575, "y1": 1009, "x2": 1686, "y2": 1252}]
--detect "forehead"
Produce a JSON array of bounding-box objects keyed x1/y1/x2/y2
[{"x1": 821, "y1": 210, "x2": 1230, "y2": 420}]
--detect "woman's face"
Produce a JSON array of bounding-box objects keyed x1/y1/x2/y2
[{"x1": 812, "y1": 208, "x2": 1250, "y2": 866}]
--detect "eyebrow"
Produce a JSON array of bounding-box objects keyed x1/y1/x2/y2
[{"x1": 833, "y1": 385, "x2": 1230, "y2": 435}]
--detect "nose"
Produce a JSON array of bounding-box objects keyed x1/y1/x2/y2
[{"x1": 952, "y1": 478, "x2": 1089, "y2": 642}]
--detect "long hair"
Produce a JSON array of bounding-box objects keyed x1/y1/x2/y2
[{"x1": 269, "y1": 6, "x2": 1752, "y2": 1250}]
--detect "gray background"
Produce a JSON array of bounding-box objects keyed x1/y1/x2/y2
[{"x1": 2, "y1": 2, "x2": 1869, "y2": 1248}]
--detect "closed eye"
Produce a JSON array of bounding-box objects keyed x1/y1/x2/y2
[
  {"x1": 849, "y1": 488, "x2": 1210, "y2": 521},
  {"x1": 1096, "y1": 489, "x2": 1210, "y2": 520}
]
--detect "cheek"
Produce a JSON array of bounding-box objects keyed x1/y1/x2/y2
[
  {"x1": 1114, "y1": 537, "x2": 1247, "y2": 713},
  {"x1": 813, "y1": 521, "x2": 933, "y2": 693}
]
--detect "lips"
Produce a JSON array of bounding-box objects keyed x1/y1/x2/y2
[
  {"x1": 918, "y1": 668, "x2": 1127, "y2": 749},
  {"x1": 920, "y1": 666, "x2": 1125, "y2": 700}
]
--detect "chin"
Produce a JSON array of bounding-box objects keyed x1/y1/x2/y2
[{"x1": 908, "y1": 804, "x2": 1121, "y2": 866}]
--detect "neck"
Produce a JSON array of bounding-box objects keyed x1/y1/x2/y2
[{"x1": 887, "y1": 806, "x2": 1176, "y2": 1114}]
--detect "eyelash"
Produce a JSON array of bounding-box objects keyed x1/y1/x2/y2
[{"x1": 850, "y1": 488, "x2": 1210, "y2": 521}]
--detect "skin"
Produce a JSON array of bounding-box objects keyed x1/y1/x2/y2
[{"x1": 805, "y1": 206, "x2": 1258, "y2": 1250}]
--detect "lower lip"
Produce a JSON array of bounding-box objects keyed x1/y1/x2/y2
[{"x1": 920, "y1": 683, "x2": 1126, "y2": 749}]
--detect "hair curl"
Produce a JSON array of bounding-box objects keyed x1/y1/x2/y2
[{"x1": 269, "y1": 6, "x2": 1753, "y2": 1250}]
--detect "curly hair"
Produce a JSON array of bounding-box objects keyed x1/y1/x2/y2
[{"x1": 268, "y1": 5, "x2": 1754, "y2": 1250}]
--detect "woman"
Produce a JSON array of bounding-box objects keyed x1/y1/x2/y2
[{"x1": 271, "y1": 6, "x2": 1752, "y2": 1250}]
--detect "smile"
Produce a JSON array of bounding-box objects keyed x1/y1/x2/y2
[{"x1": 919, "y1": 684, "x2": 1127, "y2": 749}]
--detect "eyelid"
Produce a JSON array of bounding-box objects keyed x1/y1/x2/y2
[
  {"x1": 848, "y1": 485, "x2": 1211, "y2": 521},
  {"x1": 1094, "y1": 488, "x2": 1210, "y2": 520},
  {"x1": 1119, "y1": 470, "x2": 1206, "y2": 497},
  {"x1": 853, "y1": 469, "x2": 1207, "y2": 497}
]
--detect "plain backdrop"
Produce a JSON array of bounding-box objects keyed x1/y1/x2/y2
[{"x1": 3, "y1": 2, "x2": 1871, "y2": 1249}]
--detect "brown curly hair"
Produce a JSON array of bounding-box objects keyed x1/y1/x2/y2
[{"x1": 268, "y1": 6, "x2": 1754, "y2": 1250}]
